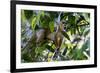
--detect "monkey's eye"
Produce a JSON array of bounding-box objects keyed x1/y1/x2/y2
[
  {"x1": 64, "y1": 27, "x2": 67, "y2": 31},
  {"x1": 62, "y1": 21, "x2": 66, "y2": 24},
  {"x1": 62, "y1": 20, "x2": 68, "y2": 24}
]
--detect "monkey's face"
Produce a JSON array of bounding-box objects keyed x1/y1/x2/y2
[
  {"x1": 59, "y1": 23, "x2": 64, "y2": 31},
  {"x1": 59, "y1": 20, "x2": 67, "y2": 31}
]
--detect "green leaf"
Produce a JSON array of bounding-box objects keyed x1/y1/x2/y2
[
  {"x1": 49, "y1": 21, "x2": 54, "y2": 32},
  {"x1": 68, "y1": 15, "x2": 75, "y2": 25},
  {"x1": 46, "y1": 45, "x2": 55, "y2": 52},
  {"x1": 49, "y1": 12, "x2": 58, "y2": 21},
  {"x1": 31, "y1": 17, "x2": 37, "y2": 30},
  {"x1": 76, "y1": 49, "x2": 83, "y2": 60},
  {"x1": 82, "y1": 13, "x2": 90, "y2": 22},
  {"x1": 35, "y1": 47, "x2": 43, "y2": 54},
  {"x1": 84, "y1": 29, "x2": 90, "y2": 37},
  {"x1": 62, "y1": 47, "x2": 67, "y2": 56},
  {"x1": 61, "y1": 31, "x2": 70, "y2": 41},
  {"x1": 21, "y1": 52, "x2": 33, "y2": 62},
  {"x1": 61, "y1": 13, "x2": 68, "y2": 20},
  {"x1": 24, "y1": 10, "x2": 33, "y2": 19},
  {"x1": 21, "y1": 10, "x2": 26, "y2": 23},
  {"x1": 81, "y1": 38, "x2": 90, "y2": 51}
]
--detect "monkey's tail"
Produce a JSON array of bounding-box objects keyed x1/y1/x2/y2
[{"x1": 53, "y1": 48, "x2": 60, "y2": 60}]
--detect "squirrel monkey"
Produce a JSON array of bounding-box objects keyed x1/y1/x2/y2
[
  {"x1": 53, "y1": 20, "x2": 65, "y2": 59},
  {"x1": 24, "y1": 20, "x2": 66, "y2": 60}
]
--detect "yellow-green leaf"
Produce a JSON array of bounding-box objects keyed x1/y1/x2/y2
[
  {"x1": 49, "y1": 21, "x2": 54, "y2": 32},
  {"x1": 31, "y1": 17, "x2": 37, "y2": 30}
]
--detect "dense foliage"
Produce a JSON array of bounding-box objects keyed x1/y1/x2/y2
[{"x1": 21, "y1": 10, "x2": 90, "y2": 62}]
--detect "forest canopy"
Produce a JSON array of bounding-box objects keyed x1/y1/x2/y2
[{"x1": 21, "y1": 10, "x2": 90, "y2": 63}]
